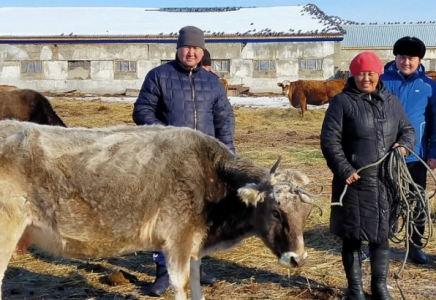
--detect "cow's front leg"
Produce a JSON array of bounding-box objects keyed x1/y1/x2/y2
[
  {"x1": 190, "y1": 258, "x2": 204, "y2": 300},
  {"x1": 166, "y1": 255, "x2": 191, "y2": 300},
  {"x1": 0, "y1": 193, "x2": 30, "y2": 299}
]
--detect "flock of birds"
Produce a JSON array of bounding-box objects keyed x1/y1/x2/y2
[{"x1": 57, "y1": 4, "x2": 436, "y2": 37}]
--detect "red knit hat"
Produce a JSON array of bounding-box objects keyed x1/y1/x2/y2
[{"x1": 349, "y1": 52, "x2": 383, "y2": 76}]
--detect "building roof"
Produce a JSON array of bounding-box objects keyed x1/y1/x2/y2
[
  {"x1": 0, "y1": 5, "x2": 346, "y2": 43},
  {"x1": 341, "y1": 24, "x2": 436, "y2": 48}
]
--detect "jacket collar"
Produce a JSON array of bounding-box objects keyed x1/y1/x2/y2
[
  {"x1": 383, "y1": 60, "x2": 422, "y2": 81},
  {"x1": 344, "y1": 77, "x2": 388, "y2": 102},
  {"x1": 172, "y1": 54, "x2": 202, "y2": 74}
]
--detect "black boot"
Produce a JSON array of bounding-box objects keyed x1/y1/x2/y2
[
  {"x1": 408, "y1": 244, "x2": 428, "y2": 264},
  {"x1": 408, "y1": 225, "x2": 427, "y2": 264},
  {"x1": 200, "y1": 266, "x2": 217, "y2": 286},
  {"x1": 342, "y1": 241, "x2": 366, "y2": 300},
  {"x1": 370, "y1": 245, "x2": 393, "y2": 300},
  {"x1": 149, "y1": 264, "x2": 170, "y2": 297}
]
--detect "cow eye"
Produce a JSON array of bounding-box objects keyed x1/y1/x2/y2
[{"x1": 272, "y1": 209, "x2": 281, "y2": 221}]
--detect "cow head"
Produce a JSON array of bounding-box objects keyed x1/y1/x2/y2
[
  {"x1": 277, "y1": 80, "x2": 291, "y2": 96},
  {"x1": 237, "y1": 159, "x2": 319, "y2": 268}
]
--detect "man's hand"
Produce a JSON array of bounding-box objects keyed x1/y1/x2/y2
[{"x1": 428, "y1": 158, "x2": 436, "y2": 170}]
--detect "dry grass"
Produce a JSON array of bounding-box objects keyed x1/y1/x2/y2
[{"x1": 4, "y1": 99, "x2": 436, "y2": 299}]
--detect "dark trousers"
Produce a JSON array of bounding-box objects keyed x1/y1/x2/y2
[
  {"x1": 342, "y1": 239, "x2": 389, "y2": 255},
  {"x1": 407, "y1": 161, "x2": 427, "y2": 246}
]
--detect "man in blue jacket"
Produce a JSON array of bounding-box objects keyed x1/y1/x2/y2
[
  {"x1": 381, "y1": 36, "x2": 436, "y2": 265},
  {"x1": 132, "y1": 25, "x2": 234, "y2": 296}
]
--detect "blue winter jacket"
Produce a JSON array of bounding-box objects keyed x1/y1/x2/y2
[
  {"x1": 132, "y1": 58, "x2": 235, "y2": 153},
  {"x1": 380, "y1": 61, "x2": 436, "y2": 162}
]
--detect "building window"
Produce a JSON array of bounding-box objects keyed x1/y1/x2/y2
[
  {"x1": 254, "y1": 59, "x2": 276, "y2": 71},
  {"x1": 300, "y1": 58, "x2": 323, "y2": 70},
  {"x1": 115, "y1": 60, "x2": 136, "y2": 73},
  {"x1": 68, "y1": 60, "x2": 91, "y2": 80},
  {"x1": 21, "y1": 61, "x2": 43, "y2": 73},
  {"x1": 212, "y1": 60, "x2": 230, "y2": 73}
]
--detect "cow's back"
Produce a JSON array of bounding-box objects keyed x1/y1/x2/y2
[{"x1": 294, "y1": 79, "x2": 344, "y2": 105}]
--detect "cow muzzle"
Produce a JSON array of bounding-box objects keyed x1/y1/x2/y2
[{"x1": 278, "y1": 251, "x2": 308, "y2": 268}]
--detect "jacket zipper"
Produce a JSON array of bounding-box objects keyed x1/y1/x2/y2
[
  {"x1": 369, "y1": 93, "x2": 386, "y2": 215},
  {"x1": 189, "y1": 70, "x2": 197, "y2": 130}
]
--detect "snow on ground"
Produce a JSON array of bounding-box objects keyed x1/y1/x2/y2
[{"x1": 51, "y1": 95, "x2": 329, "y2": 110}]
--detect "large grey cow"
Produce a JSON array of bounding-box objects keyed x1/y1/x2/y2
[{"x1": 0, "y1": 121, "x2": 315, "y2": 300}]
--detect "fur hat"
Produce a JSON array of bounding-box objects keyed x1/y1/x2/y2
[
  {"x1": 393, "y1": 36, "x2": 426, "y2": 59},
  {"x1": 349, "y1": 51, "x2": 383, "y2": 76},
  {"x1": 177, "y1": 26, "x2": 205, "y2": 49},
  {"x1": 201, "y1": 49, "x2": 212, "y2": 66}
]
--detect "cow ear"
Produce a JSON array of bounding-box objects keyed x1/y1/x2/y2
[
  {"x1": 277, "y1": 82, "x2": 282, "y2": 87},
  {"x1": 237, "y1": 184, "x2": 266, "y2": 206}
]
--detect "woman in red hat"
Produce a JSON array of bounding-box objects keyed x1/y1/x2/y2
[{"x1": 320, "y1": 52, "x2": 415, "y2": 300}]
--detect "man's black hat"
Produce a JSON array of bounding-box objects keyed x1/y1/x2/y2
[{"x1": 393, "y1": 36, "x2": 426, "y2": 59}]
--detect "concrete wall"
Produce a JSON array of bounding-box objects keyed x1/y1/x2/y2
[{"x1": 0, "y1": 41, "x2": 339, "y2": 94}]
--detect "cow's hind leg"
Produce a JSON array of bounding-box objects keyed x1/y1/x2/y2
[{"x1": 0, "y1": 194, "x2": 30, "y2": 298}]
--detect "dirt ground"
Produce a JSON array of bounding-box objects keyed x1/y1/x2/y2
[{"x1": 3, "y1": 98, "x2": 436, "y2": 300}]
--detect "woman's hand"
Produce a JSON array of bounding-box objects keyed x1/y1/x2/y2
[
  {"x1": 392, "y1": 143, "x2": 406, "y2": 156},
  {"x1": 346, "y1": 173, "x2": 360, "y2": 185}
]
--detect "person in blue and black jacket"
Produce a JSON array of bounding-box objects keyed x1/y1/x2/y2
[
  {"x1": 381, "y1": 36, "x2": 436, "y2": 265},
  {"x1": 133, "y1": 25, "x2": 233, "y2": 297}
]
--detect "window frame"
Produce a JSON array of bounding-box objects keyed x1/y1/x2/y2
[
  {"x1": 20, "y1": 60, "x2": 43, "y2": 73},
  {"x1": 114, "y1": 60, "x2": 137, "y2": 73},
  {"x1": 253, "y1": 59, "x2": 276, "y2": 72},
  {"x1": 299, "y1": 58, "x2": 323, "y2": 71},
  {"x1": 211, "y1": 59, "x2": 230, "y2": 74}
]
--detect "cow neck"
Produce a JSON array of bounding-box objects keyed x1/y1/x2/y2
[{"x1": 202, "y1": 194, "x2": 256, "y2": 250}]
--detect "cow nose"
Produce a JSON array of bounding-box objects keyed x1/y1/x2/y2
[
  {"x1": 290, "y1": 255, "x2": 307, "y2": 267},
  {"x1": 279, "y1": 251, "x2": 308, "y2": 268}
]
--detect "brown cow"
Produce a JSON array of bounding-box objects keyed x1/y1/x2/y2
[
  {"x1": 0, "y1": 89, "x2": 66, "y2": 126},
  {"x1": 0, "y1": 121, "x2": 318, "y2": 300},
  {"x1": 277, "y1": 79, "x2": 345, "y2": 117},
  {"x1": 426, "y1": 71, "x2": 436, "y2": 82},
  {"x1": 219, "y1": 78, "x2": 229, "y2": 96}
]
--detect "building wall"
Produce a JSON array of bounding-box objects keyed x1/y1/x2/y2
[{"x1": 0, "y1": 41, "x2": 339, "y2": 94}]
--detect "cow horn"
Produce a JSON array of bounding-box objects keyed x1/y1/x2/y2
[
  {"x1": 298, "y1": 193, "x2": 323, "y2": 216},
  {"x1": 269, "y1": 156, "x2": 281, "y2": 175},
  {"x1": 273, "y1": 182, "x2": 324, "y2": 216}
]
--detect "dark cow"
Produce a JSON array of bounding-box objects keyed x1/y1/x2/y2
[
  {"x1": 277, "y1": 79, "x2": 345, "y2": 117},
  {"x1": 0, "y1": 121, "x2": 317, "y2": 300},
  {"x1": 0, "y1": 88, "x2": 66, "y2": 126}
]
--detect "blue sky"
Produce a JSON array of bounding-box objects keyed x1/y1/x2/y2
[{"x1": 0, "y1": 0, "x2": 435, "y2": 24}]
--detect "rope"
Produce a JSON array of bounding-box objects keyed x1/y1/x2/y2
[
  {"x1": 273, "y1": 181, "x2": 324, "y2": 216},
  {"x1": 331, "y1": 146, "x2": 435, "y2": 282}
]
